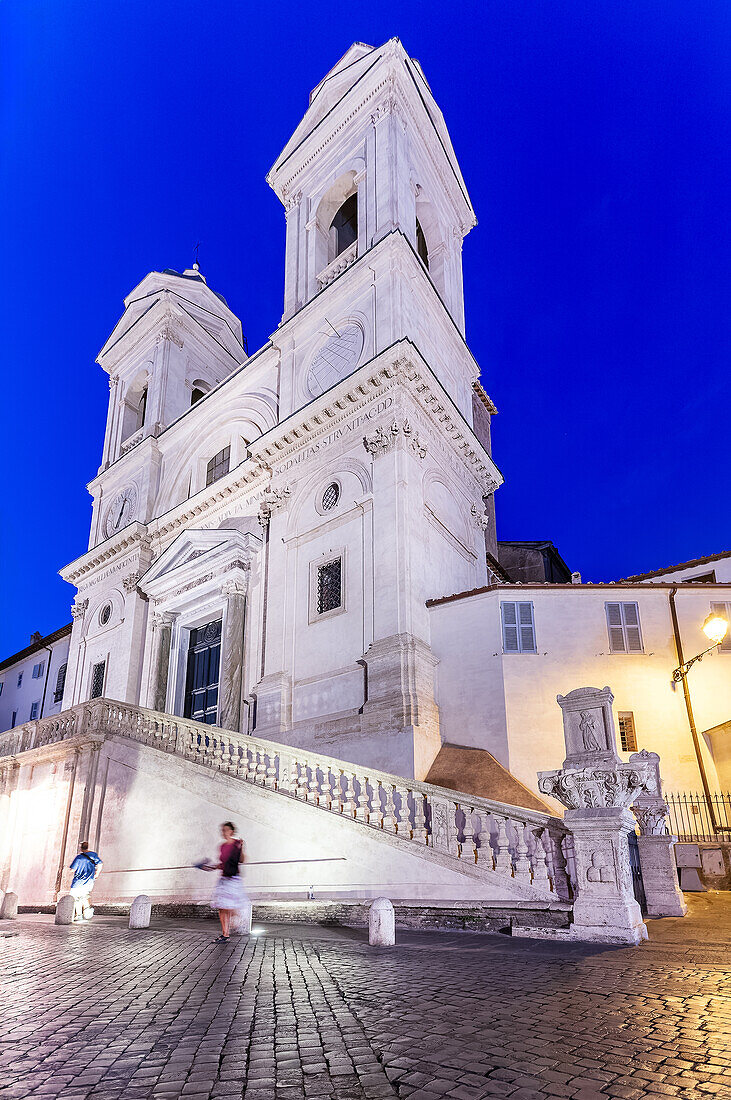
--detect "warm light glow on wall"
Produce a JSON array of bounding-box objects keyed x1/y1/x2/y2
[{"x1": 703, "y1": 612, "x2": 729, "y2": 646}]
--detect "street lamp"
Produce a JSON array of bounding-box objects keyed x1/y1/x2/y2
[{"x1": 672, "y1": 611, "x2": 729, "y2": 683}]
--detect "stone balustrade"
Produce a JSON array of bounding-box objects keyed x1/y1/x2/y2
[
  {"x1": 0, "y1": 699, "x2": 571, "y2": 901},
  {"x1": 316, "y1": 241, "x2": 358, "y2": 288}
]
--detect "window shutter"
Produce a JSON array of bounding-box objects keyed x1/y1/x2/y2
[
  {"x1": 501, "y1": 602, "x2": 519, "y2": 652},
  {"x1": 518, "y1": 603, "x2": 536, "y2": 653},
  {"x1": 54, "y1": 663, "x2": 67, "y2": 703},
  {"x1": 622, "y1": 603, "x2": 643, "y2": 653},
  {"x1": 606, "y1": 603, "x2": 626, "y2": 652},
  {"x1": 712, "y1": 603, "x2": 731, "y2": 653}
]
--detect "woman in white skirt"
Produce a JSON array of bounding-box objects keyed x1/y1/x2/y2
[{"x1": 206, "y1": 821, "x2": 247, "y2": 942}]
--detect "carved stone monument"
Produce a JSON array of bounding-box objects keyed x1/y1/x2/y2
[
  {"x1": 630, "y1": 750, "x2": 687, "y2": 917},
  {"x1": 538, "y1": 687, "x2": 652, "y2": 945}
]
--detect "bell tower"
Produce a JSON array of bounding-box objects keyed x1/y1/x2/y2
[{"x1": 267, "y1": 39, "x2": 475, "y2": 333}]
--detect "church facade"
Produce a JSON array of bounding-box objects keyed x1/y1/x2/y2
[{"x1": 58, "y1": 39, "x2": 501, "y2": 783}]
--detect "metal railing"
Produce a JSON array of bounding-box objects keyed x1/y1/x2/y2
[
  {"x1": 666, "y1": 790, "x2": 731, "y2": 842},
  {"x1": 0, "y1": 698, "x2": 571, "y2": 901}
]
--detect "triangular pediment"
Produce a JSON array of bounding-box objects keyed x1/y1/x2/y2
[
  {"x1": 268, "y1": 39, "x2": 473, "y2": 220},
  {"x1": 139, "y1": 528, "x2": 261, "y2": 600}
]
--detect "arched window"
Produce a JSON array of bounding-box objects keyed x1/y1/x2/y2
[
  {"x1": 190, "y1": 380, "x2": 210, "y2": 406},
  {"x1": 416, "y1": 218, "x2": 429, "y2": 268},
  {"x1": 330, "y1": 193, "x2": 358, "y2": 258},
  {"x1": 137, "y1": 386, "x2": 148, "y2": 430}
]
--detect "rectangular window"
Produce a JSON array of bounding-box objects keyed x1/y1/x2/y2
[
  {"x1": 711, "y1": 603, "x2": 731, "y2": 653},
  {"x1": 32, "y1": 661, "x2": 45, "y2": 679},
  {"x1": 0, "y1": 681, "x2": 3, "y2": 697},
  {"x1": 30, "y1": 700, "x2": 40, "y2": 720},
  {"x1": 206, "y1": 445, "x2": 230, "y2": 487},
  {"x1": 54, "y1": 663, "x2": 68, "y2": 703},
  {"x1": 317, "y1": 558, "x2": 342, "y2": 615},
  {"x1": 501, "y1": 601, "x2": 536, "y2": 653},
  {"x1": 90, "y1": 660, "x2": 106, "y2": 699},
  {"x1": 11, "y1": 710, "x2": 17, "y2": 728},
  {"x1": 618, "y1": 711, "x2": 637, "y2": 752},
  {"x1": 17, "y1": 672, "x2": 23, "y2": 688},
  {"x1": 605, "y1": 602, "x2": 643, "y2": 653}
]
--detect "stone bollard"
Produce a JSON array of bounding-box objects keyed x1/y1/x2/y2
[
  {"x1": 0, "y1": 891, "x2": 18, "y2": 920},
  {"x1": 55, "y1": 895, "x2": 75, "y2": 925},
  {"x1": 231, "y1": 898, "x2": 252, "y2": 935},
  {"x1": 129, "y1": 895, "x2": 152, "y2": 929},
  {"x1": 369, "y1": 897, "x2": 395, "y2": 946}
]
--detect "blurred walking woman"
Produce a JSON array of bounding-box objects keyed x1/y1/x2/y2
[{"x1": 208, "y1": 821, "x2": 246, "y2": 942}]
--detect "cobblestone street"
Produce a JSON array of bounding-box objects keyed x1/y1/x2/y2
[{"x1": 2, "y1": 895, "x2": 731, "y2": 1100}]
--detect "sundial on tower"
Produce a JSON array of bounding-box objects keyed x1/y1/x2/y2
[{"x1": 307, "y1": 322, "x2": 364, "y2": 397}]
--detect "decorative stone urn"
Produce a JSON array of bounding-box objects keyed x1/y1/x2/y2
[{"x1": 538, "y1": 687, "x2": 653, "y2": 945}]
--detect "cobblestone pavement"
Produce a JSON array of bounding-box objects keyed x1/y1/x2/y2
[{"x1": 2, "y1": 894, "x2": 731, "y2": 1100}]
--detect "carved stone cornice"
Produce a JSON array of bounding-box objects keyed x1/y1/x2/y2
[
  {"x1": 156, "y1": 324, "x2": 184, "y2": 349},
  {"x1": 283, "y1": 189, "x2": 302, "y2": 213},
  {"x1": 71, "y1": 599, "x2": 88, "y2": 622},
  {"x1": 363, "y1": 418, "x2": 427, "y2": 459},
  {"x1": 470, "y1": 503, "x2": 489, "y2": 530},
  {"x1": 258, "y1": 485, "x2": 292, "y2": 528},
  {"x1": 538, "y1": 762, "x2": 653, "y2": 811},
  {"x1": 61, "y1": 524, "x2": 152, "y2": 587},
  {"x1": 152, "y1": 612, "x2": 177, "y2": 629}
]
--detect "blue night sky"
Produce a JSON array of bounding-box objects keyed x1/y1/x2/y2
[{"x1": 1, "y1": 1, "x2": 729, "y2": 657}]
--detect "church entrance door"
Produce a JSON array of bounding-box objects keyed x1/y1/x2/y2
[{"x1": 184, "y1": 620, "x2": 222, "y2": 725}]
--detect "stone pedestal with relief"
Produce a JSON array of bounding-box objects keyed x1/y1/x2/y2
[
  {"x1": 539, "y1": 686, "x2": 653, "y2": 945},
  {"x1": 630, "y1": 750, "x2": 687, "y2": 918}
]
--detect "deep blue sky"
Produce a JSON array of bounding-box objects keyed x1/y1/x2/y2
[{"x1": 1, "y1": 1, "x2": 729, "y2": 657}]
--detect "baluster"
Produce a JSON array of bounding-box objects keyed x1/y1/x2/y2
[
  {"x1": 264, "y1": 751, "x2": 277, "y2": 789},
  {"x1": 545, "y1": 827, "x2": 571, "y2": 899},
  {"x1": 246, "y1": 745, "x2": 257, "y2": 783},
  {"x1": 342, "y1": 771, "x2": 357, "y2": 817},
  {"x1": 278, "y1": 753, "x2": 294, "y2": 795},
  {"x1": 460, "y1": 804, "x2": 476, "y2": 862},
  {"x1": 473, "y1": 810, "x2": 494, "y2": 868},
  {"x1": 493, "y1": 815, "x2": 514, "y2": 875},
  {"x1": 369, "y1": 779, "x2": 383, "y2": 828},
  {"x1": 412, "y1": 790, "x2": 428, "y2": 842},
  {"x1": 354, "y1": 775, "x2": 369, "y2": 821},
  {"x1": 513, "y1": 821, "x2": 532, "y2": 883},
  {"x1": 255, "y1": 749, "x2": 267, "y2": 785},
  {"x1": 327, "y1": 769, "x2": 342, "y2": 811},
  {"x1": 447, "y1": 802, "x2": 461, "y2": 855},
  {"x1": 394, "y1": 786, "x2": 412, "y2": 838},
  {"x1": 296, "y1": 761, "x2": 309, "y2": 800},
  {"x1": 307, "y1": 764, "x2": 321, "y2": 803},
  {"x1": 382, "y1": 784, "x2": 397, "y2": 833},
  {"x1": 530, "y1": 827, "x2": 551, "y2": 887}
]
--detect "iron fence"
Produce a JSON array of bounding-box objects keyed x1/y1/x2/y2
[{"x1": 666, "y1": 791, "x2": 731, "y2": 842}]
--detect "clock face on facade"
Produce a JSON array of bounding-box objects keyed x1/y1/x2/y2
[
  {"x1": 103, "y1": 484, "x2": 139, "y2": 538},
  {"x1": 307, "y1": 322, "x2": 364, "y2": 397}
]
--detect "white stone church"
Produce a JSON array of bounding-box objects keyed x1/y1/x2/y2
[{"x1": 1, "y1": 40, "x2": 729, "y2": 935}]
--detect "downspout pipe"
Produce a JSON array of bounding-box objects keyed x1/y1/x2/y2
[
  {"x1": 669, "y1": 586, "x2": 718, "y2": 831},
  {"x1": 39, "y1": 645, "x2": 53, "y2": 718}
]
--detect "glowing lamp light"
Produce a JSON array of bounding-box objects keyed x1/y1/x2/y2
[{"x1": 702, "y1": 612, "x2": 729, "y2": 646}]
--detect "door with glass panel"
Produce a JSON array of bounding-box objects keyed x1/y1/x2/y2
[{"x1": 184, "y1": 620, "x2": 222, "y2": 724}]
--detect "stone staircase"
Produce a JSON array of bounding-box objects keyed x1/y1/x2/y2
[{"x1": 0, "y1": 699, "x2": 573, "y2": 907}]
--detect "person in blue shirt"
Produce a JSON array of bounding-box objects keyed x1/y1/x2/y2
[{"x1": 69, "y1": 842, "x2": 103, "y2": 922}]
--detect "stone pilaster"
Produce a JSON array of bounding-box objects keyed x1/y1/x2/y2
[
  {"x1": 539, "y1": 685, "x2": 654, "y2": 945},
  {"x1": 219, "y1": 582, "x2": 247, "y2": 732},
  {"x1": 631, "y1": 750, "x2": 688, "y2": 918},
  {"x1": 148, "y1": 613, "x2": 175, "y2": 713}
]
